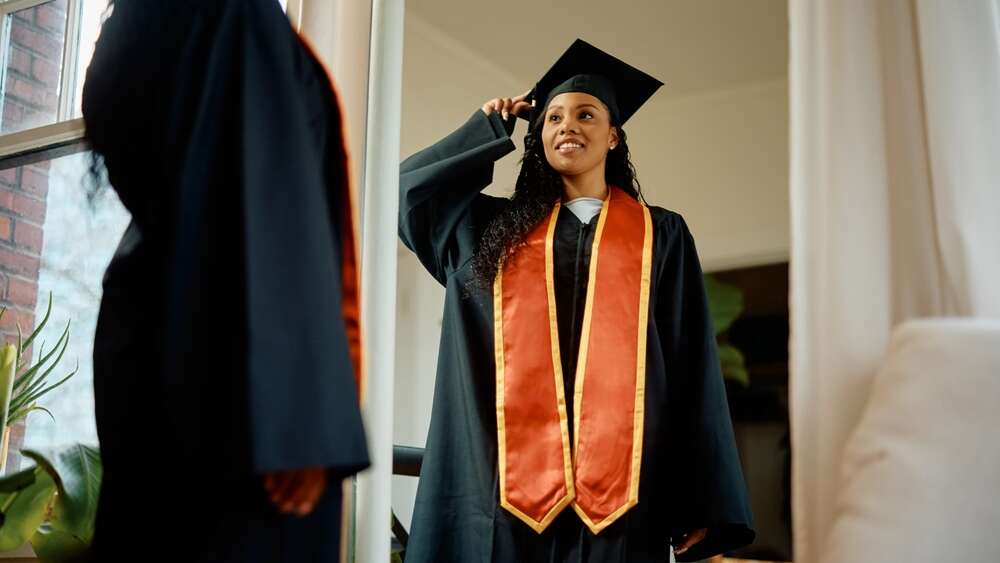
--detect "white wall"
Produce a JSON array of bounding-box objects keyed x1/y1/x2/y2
[
  {"x1": 392, "y1": 13, "x2": 789, "y2": 530},
  {"x1": 397, "y1": 15, "x2": 524, "y2": 191},
  {"x1": 632, "y1": 79, "x2": 790, "y2": 272}
]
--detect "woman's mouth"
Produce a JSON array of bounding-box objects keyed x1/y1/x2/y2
[{"x1": 556, "y1": 141, "x2": 585, "y2": 155}]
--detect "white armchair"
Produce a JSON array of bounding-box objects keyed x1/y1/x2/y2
[{"x1": 822, "y1": 319, "x2": 1000, "y2": 563}]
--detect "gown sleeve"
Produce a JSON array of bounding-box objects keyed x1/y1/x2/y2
[
  {"x1": 153, "y1": 0, "x2": 368, "y2": 476},
  {"x1": 655, "y1": 212, "x2": 755, "y2": 561},
  {"x1": 398, "y1": 110, "x2": 517, "y2": 284},
  {"x1": 237, "y1": 0, "x2": 369, "y2": 474}
]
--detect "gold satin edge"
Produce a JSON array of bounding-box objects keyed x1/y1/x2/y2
[
  {"x1": 630, "y1": 205, "x2": 653, "y2": 503},
  {"x1": 493, "y1": 268, "x2": 509, "y2": 522},
  {"x1": 501, "y1": 493, "x2": 575, "y2": 533}
]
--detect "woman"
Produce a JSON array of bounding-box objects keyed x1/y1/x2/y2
[
  {"x1": 82, "y1": 0, "x2": 367, "y2": 561},
  {"x1": 399, "y1": 40, "x2": 754, "y2": 562}
]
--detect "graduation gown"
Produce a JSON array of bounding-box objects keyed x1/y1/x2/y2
[
  {"x1": 399, "y1": 110, "x2": 754, "y2": 562},
  {"x1": 82, "y1": 0, "x2": 367, "y2": 560}
]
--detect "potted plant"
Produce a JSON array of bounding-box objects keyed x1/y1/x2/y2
[
  {"x1": 705, "y1": 274, "x2": 749, "y2": 386},
  {"x1": 0, "y1": 294, "x2": 78, "y2": 472},
  {"x1": 0, "y1": 445, "x2": 101, "y2": 563},
  {"x1": 0, "y1": 294, "x2": 89, "y2": 562}
]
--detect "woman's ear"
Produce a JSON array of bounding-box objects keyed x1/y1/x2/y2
[{"x1": 609, "y1": 128, "x2": 620, "y2": 150}]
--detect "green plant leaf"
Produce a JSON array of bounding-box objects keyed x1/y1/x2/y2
[
  {"x1": 704, "y1": 275, "x2": 744, "y2": 335},
  {"x1": 13, "y1": 321, "x2": 70, "y2": 397},
  {"x1": 19, "y1": 293, "x2": 52, "y2": 364},
  {"x1": 14, "y1": 342, "x2": 49, "y2": 396},
  {"x1": 30, "y1": 524, "x2": 88, "y2": 563},
  {"x1": 8, "y1": 405, "x2": 55, "y2": 426},
  {"x1": 10, "y1": 364, "x2": 78, "y2": 417},
  {"x1": 0, "y1": 344, "x2": 17, "y2": 430},
  {"x1": 0, "y1": 467, "x2": 36, "y2": 494},
  {"x1": 22, "y1": 446, "x2": 102, "y2": 544},
  {"x1": 718, "y1": 344, "x2": 750, "y2": 387},
  {"x1": 15, "y1": 325, "x2": 22, "y2": 373},
  {"x1": 6, "y1": 296, "x2": 77, "y2": 431},
  {"x1": 0, "y1": 467, "x2": 56, "y2": 551}
]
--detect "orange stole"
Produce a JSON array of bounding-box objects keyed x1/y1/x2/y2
[
  {"x1": 296, "y1": 32, "x2": 365, "y2": 400},
  {"x1": 494, "y1": 187, "x2": 653, "y2": 534}
]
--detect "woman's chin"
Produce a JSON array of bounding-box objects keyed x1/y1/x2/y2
[{"x1": 551, "y1": 163, "x2": 595, "y2": 178}]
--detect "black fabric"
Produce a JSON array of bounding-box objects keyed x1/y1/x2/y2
[
  {"x1": 553, "y1": 210, "x2": 595, "y2": 445},
  {"x1": 527, "y1": 39, "x2": 663, "y2": 127},
  {"x1": 83, "y1": 0, "x2": 367, "y2": 560},
  {"x1": 544, "y1": 74, "x2": 620, "y2": 124},
  {"x1": 398, "y1": 111, "x2": 754, "y2": 563}
]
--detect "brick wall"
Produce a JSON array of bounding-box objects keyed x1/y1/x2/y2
[{"x1": 0, "y1": 0, "x2": 68, "y2": 472}]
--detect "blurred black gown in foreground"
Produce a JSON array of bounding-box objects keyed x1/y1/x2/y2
[{"x1": 82, "y1": 0, "x2": 367, "y2": 560}]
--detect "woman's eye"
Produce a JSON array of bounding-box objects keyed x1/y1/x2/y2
[
  {"x1": 549, "y1": 114, "x2": 561, "y2": 122},
  {"x1": 580, "y1": 112, "x2": 593, "y2": 119}
]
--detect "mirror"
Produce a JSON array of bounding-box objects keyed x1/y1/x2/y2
[{"x1": 393, "y1": 1, "x2": 790, "y2": 560}]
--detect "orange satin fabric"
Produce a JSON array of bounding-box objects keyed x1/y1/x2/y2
[
  {"x1": 496, "y1": 187, "x2": 652, "y2": 534},
  {"x1": 495, "y1": 203, "x2": 575, "y2": 531},
  {"x1": 297, "y1": 33, "x2": 365, "y2": 400},
  {"x1": 333, "y1": 102, "x2": 363, "y2": 400},
  {"x1": 571, "y1": 187, "x2": 651, "y2": 532}
]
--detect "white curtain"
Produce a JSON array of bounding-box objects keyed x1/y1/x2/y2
[{"x1": 789, "y1": 0, "x2": 1000, "y2": 561}]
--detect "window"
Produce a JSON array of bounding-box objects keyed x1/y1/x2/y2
[
  {"x1": 0, "y1": 0, "x2": 107, "y2": 133},
  {"x1": 2, "y1": 151, "x2": 128, "y2": 453},
  {"x1": 0, "y1": 0, "x2": 116, "y2": 470}
]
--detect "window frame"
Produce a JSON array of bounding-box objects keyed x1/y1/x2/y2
[
  {"x1": 0, "y1": 0, "x2": 88, "y2": 166},
  {"x1": 0, "y1": 0, "x2": 301, "y2": 168}
]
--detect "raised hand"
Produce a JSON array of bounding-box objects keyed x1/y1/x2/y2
[{"x1": 481, "y1": 90, "x2": 532, "y2": 121}]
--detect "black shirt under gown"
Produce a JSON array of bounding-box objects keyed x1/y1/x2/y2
[
  {"x1": 398, "y1": 110, "x2": 754, "y2": 563},
  {"x1": 82, "y1": 1, "x2": 367, "y2": 561}
]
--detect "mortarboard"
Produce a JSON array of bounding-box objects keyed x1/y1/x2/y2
[{"x1": 525, "y1": 39, "x2": 663, "y2": 128}]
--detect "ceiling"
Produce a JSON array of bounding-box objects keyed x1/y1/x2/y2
[{"x1": 406, "y1": 0, "x2": 788, "y2": 99}]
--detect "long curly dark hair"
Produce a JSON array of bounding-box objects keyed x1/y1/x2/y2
[{"x1": 469, "y1": 113, "x2": 643, "y2": 289}]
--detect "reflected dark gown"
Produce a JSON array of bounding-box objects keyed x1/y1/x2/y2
[
  {"x1": 82, "y1": 0, "x2": 367, "y2": 561},
  {"x1": 398, "y1": 111, "x2": 754, "y2": 563}
]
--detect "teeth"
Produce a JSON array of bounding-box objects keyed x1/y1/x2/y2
[{"x1": 558, "y1": 143, "x2": 583, "y2": 149}]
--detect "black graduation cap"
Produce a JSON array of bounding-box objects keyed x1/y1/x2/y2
[{"x1": 525, "y1": 39, "x2": 663, "y2": 128}]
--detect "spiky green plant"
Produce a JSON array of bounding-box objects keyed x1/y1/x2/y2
[{"x1": 0, "y1": 293, "x2": 78, "y2": 428}]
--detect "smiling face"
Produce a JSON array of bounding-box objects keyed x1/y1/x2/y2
[{"x1": 541, "y1": 92, "x2": 619, "y2": 179}]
